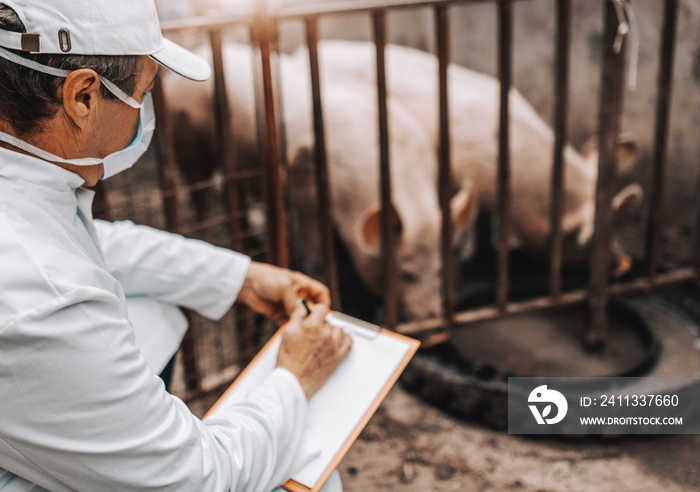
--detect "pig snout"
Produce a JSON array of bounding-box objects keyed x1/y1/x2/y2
[
  {"x1": 399, "y1": 279, "x2": 443, "y2": 321},
  {"x1": 561, "y1": 234, "x2": 634, "y2": 279},
  {"x1": 610, "y1": 240, "x2": 633, "y2": 278},
  {"x1": 401, "y1": 298, "x2": 442, "y2": 321}
]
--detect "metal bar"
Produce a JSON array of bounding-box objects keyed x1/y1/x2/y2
[
  {"x1": 103, "y1": 171, "x2": 264, "y2": 211},
  {"x1": 152, "y1": 79, "x2": 183, "y2": 234},
  {"x1": 548, "y1": 0, "x2": 571, "y2": 300},
  {"x1": 645, "y1": 0, "x2": 679, "y2": 278},
  {"x1": 179, "y1": 210, "x2": 250, "y2": 236},
  {"x1": 306, "y1": 17, "x2": 342, "y2": 310},
  {"x1": 275, "y1": 0, "x2": 532, "y2": 20},
  {"x1": 159, "y1": 0, "x2": 534, "y2": 33},
  {"x1": 496, "y1": 0, "x2": 513, "y2": 312},
  {"x1": 586, "y1": 0, "x2": 628, "y2": 349},
  {"x1": 152, "y1": 77, "x2": 201, "y2": 392},
  {"x1": 211, "y1": 30, "x2": 244, "y2": 250},
  {"x1": 607, "y1": 268, "x2": 697, "y2": 294},
  {"x1": 373, "y1": 10, "x2": 398, "y2": 330},
  {"x1": 161, "y1": 14, "x2": 253, "y2": 33},
  {"x1": 254, "y1": 6, "x2": 289, "y2": 267},
  {"x1": 397, "y1": 268, "x2": 698, "y2": 337},
  {"x1": 435, "y1": 3, "x2": 455, "y2": 331},
  {"x1": 250, "y1": 29, "x2": 268, "y2": 196},
  {"x1": 163, "y1": 172, "x2": 258, "y2": 197},
  {"x1": 210, "y1": 30, "x2": 258, "y2": 365},
  {"x1": 273, "y1": 29, "x2": 299, "y2": 272},
  {"x1": 695, "y1": 158, "x2": 700, "y2": 272}
]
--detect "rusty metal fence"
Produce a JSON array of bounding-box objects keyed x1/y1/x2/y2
[{"x1": 100, "y1": 0, "x2": 689, "y2": 402}]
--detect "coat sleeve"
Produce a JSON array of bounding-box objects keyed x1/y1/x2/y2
[
  {"x1": 94, "y1": 219, "x2": 251, "y2": 320},
  {"x1": 0, "y1": 286, "x2": 309, "y2": 492}
]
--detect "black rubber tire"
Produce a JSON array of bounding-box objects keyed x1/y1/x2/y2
[{"x1": 400, "y1": 292, "x2": 700, "y2": 431}]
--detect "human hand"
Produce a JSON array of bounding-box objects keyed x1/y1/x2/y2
[
  {"x1": 276, "y1": 303, "x2": 352, "y2": 399},
  {"x1": 237, "y1": 261, "x2": 331, "y2": 324}
]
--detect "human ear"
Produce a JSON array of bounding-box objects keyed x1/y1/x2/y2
[{"x1": 60, "y1": 69, "x2": 101, "y2": 129}]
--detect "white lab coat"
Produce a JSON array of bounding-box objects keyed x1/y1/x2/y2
[{"x1": 0, "y1": 146, "x2": 332, "y2": 491}]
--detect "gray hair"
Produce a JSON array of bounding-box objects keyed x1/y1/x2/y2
[{"x1": 0, "y1": 4, "x2": 143, "y2": 135}]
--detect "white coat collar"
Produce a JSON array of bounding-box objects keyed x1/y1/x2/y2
[
  {"x1": 0, "y1": 143, "x2": 86, "y2": 191},
  {"x1": 0, "y1": 144, "x2": 99, "y2": 260}
]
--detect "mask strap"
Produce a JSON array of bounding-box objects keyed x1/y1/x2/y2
[
  {"x1": 97, "y1": 77, "x2": 142, "y2": 109},
  {"x1": 0, "y1": 46, "x2": 142, "y2": 108},
  {"x1": 0, "y1": 129, "x2": 102, "y2": 166}
]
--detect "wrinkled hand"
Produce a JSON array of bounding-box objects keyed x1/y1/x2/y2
[
  {"x1": 237, "y1": 261, "x2": 331, "y2": 324},
  {"x1": 276, "y1": 303, "x2": 352, "y2": 399}
]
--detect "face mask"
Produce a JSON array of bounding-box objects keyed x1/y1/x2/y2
[{"x1": 0, "y1": 46, "x2": 156, "y2": 180}]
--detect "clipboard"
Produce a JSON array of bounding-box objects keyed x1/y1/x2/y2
[{"x1": 205, "y1": 312, "x2": 420, "y2": 492}]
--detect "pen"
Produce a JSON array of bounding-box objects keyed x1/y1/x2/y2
[{"x1": 301, "y1": 299, "x2": 312, "y2": 317}]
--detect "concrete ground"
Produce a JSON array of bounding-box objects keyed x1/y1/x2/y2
[{"x1": 338, "y1": 386, "x2": 700, "y2": 492}]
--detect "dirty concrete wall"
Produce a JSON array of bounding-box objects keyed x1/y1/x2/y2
[{"x1": 271, "y1": 0, "x2": 699, "y2": 242}]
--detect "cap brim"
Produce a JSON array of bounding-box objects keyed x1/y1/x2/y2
[{"x1": 150, "y1": 38, "x2": 211, "y2": 82}]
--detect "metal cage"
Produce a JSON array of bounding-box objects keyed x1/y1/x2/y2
[{"x1": 99, "y1": 0, "x2": 688, "y2": 404}]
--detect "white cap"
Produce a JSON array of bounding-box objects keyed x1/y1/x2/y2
[{"x1": 0, "y1": 0, "x2": 211, "y2": 81}]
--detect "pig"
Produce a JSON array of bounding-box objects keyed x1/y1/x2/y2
[
  {"x1": 164, "y1": 42, "x2": 479, "y2": 321},
  {"x1": 282, "y1": 67, "x2": 478, "y2": 321},
  {"x1": 314, "y1": 40, "x2": 642, "y2": 275}
]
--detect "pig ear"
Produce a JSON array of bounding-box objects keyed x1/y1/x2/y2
[
  {"x1": 570, "y1": 203, "x2": 595, "y2": 248},
  {"x1": 361, "y1": 205, "x2": 404, "y2": 252},
  {"x1": 613, "y1": 183, "x2": 643, "y2": 217},
  {"x1": 581, "y1": 135, "x2": 598, "y2": 160},
  {"x1": 573, "y1": 185, "x2": 642, "y2": 248},
  {"x1": 616, "y1": 133, "x2": 638, "y2": 175},
  {"x1": 576, "y1": 218, "x2": 595, "y2": 248},
  {"x1": 581, "y1": 133, "x2": 638, "y2": 175},
  {"x1": 450, "y1": 185, "x2": 479, "y2": 237}
]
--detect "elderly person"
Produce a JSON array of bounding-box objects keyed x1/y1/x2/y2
[{"x1": 0, "y1": 1, "x2": 352, "y2": 491}]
